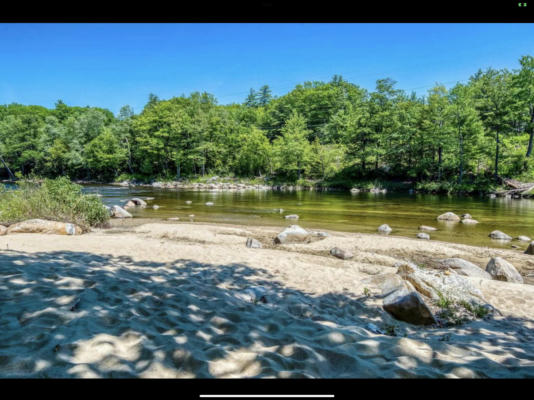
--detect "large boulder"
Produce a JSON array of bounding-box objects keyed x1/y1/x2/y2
[
  {"x1": 489, "y1": 230, "x2": 512, "y2": 241},
  {"x1": 396, "y1": 262, "x2": 487, "y2": 307},
  {"x1": 111, "y1": 205, "x2": 132, "y2": 218},
  {"x1": 485, "y1": 257, "x2": 523, "y2": 283},
  {"x1": 382, "y1": 278, "x2": 437, "y2": 326},
  {"x1": 330, "y1": 247, "x2": 353, "y2": 260},
  {"x1": 438, "y1": 258, "x2": 492, "y2": 280},
  {"x1": 6, "y1": 219, "x2": 82, "y2": 235},
  {"x1": 130, "y1": 198, "x2": 147, "y2": 207},
  {"x1": 0, "y1": 225, "x2": 7, "y2": 236},
  {"x1": 377, "y1": 224, "x2": 392, "y2": 234},
  {"x1": 437, "y1": 212, "x2": 460, "y2": 222},
  {"x1": 274, "y1": 225, "x2": 310, "y2": 244}
]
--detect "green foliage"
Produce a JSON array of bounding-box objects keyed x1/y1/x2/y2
[{"x1": 0, "y1": 177, "x2": 109, "y2": 230}]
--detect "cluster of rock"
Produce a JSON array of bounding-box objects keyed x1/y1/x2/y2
[
  {"x1": 382, "y1": 255, "x2": 524, "y2": 326},
  {"x1": 0, "y1": 219, "x2": 82, "y2": 236},
  {"x1": 350, "y1": 187, "x2": 387, "y2": 194},
  {"x1": 436, "y1": 211, "x2": 478, "y2": 224},
  {"x1": 107, "y1": 197, "x2": 161, "y2": 219},
  {"x1": 113, "y1": 180, "x2": 320, "y2": 192}
]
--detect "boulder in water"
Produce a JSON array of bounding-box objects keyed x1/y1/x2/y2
[
  {"x1": 486, "y1": 257, "x2": 523, "y2": 283},
  {"x1": 461, "y1": 218, "x2": 479, "y2": 224},
  {"x1": 330, "y1": 247, "x2": 353, "y2": 260},
  {"x1": 378, "y1": 224, "x2": 392, "y2": 234},
  {"x1": 123, "y1": 200, "x2": 136, "y2": 209},
  {"x1": 185, "y1": 200, "x2": 192, "y2": 205},
  {"x1": 284, "y1": 214, "x2": 299, "y2": 220},
  {"x1": 205, "y1": 202, "x2": 214, "y2": 206},
  {"x1": 6, "y1": 219, "x2": 82, "y2": 235},
  {"x1": 437, "y1": 212, "x2": 460, "y2": 222},
  {"x1": 130, "y1": 198, "x2": 147, "y2": 207},
  {"x1": 419, "y1": 225, "x2": 437, "y2": 232},
  {"x1": 416, "y1": 232, "x2": 430, "y2": 240},
  {"x1": 517, "y1": 235, "x2": 531, "y2": 242},
  {"x1": 274, "y1": 225, "x2": 310, "y2": 244},
  {"x1": 461, "y1": 213, "x2": 473, "y2": 220},
  {"x1": 489, "y1": 230, "x2": 512, "y2": 241},
  {"x1": 111, "y1": 205, "x2": 132, "y2": 218}
]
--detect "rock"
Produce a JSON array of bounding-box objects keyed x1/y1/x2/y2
[
  {"x1": 461, "y1": 218, "x2": 479, "y2": 224},
  {"x1": 438, "y1": 258, "x2": 492, "y2": 280},
  {"x1": 350, "y1": 188, "x2": 360, "y2": 193},
  {"x1": 419, "y1": 225, "x2": 437, "y2": 231},
  {"x1": 6, "y1": 219, "x2": 83, "y2": 235},
  {"x1": 284, "y1": 214, "x2": 299, "y2": 220},
  {"x1": 377, "y1": 224, "x2": 392, "y2": 234},
  {"x1": 461, "y1": 213, "x2": 473, "y2": 220},
  {"x1": 274, "y1": 225, "x2": 310, "y2": 244},
  {"x1": 489, "y1": 230, "x2": 512, "y2": 241},
  {"x1": 416, "y1": 232, "x2": 430, "y2": 240},
  {"x1": 517, "y1": 235, "x2": 531, "y2": 242},
  {"x1": 152, "y1": 205, "x2": 160, "y2": 210},
  {"x1": 185, "y1": 200, "x2": 192, "y2": 205},
  {"x1": 330, "y1": 247, "x2": 353, "y2": 260},
  {"x1": 382, "y1": 278, "x2": 437, "y2": 326},
  {"x1": 437, "y1": 212, "x2": 460, "y2": 222},
  {"x1": 167, "y1": 217, "x2": 180, "y2": 221},
  {"x1": 205, "y1": 202, "x2": 214, "y2": 206},
  {"x1": 130, "y1": 198, "x2": 147, "y2": 207},
  {"x1": 144, "y1": 197, "x2": 155, "y2": 201},
  {"x1": 0, "y1": 225, "x2": 7, "y2": 236},
  {"x1": 103, "y1": 205, "x2": 113, "y2": 216},
  {"x1": 396, "y1": 262, "x2": 487, "y2": 306},
  {"x1": 123, "y1": 200, "x2": 136, "y2": 209},
  {"x1": 489, "y1": 194, "x2": 496, "y2": 199},
  {"x1": 188, "y1": 214, "x2": 195, "y2": 219},
  {"x1": 111, "y1": 205, "x2": 132, "y2": 218},
  {"x1": 486, "y1": 257, "x2": 523, "y2": 283},
  {"x1": 525, "y1": 241, "x2": 534, "y2": 255},
  {"x1": 312, "y1": 231, "x2": 330, "y2": 238},
  {"x1": 246, "y1": 238, "x2": 262, "y2": 248}
]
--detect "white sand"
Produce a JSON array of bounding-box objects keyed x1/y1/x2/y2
[{"x1": 1, "y1": 221, "x2": 534, "y2": 378}]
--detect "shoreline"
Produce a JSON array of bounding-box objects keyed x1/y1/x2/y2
[{"x1": 1, "y1": 220, "x2": 534, "y2": 377}]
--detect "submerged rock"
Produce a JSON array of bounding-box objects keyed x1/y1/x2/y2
[
  {"x1": 152, "y1": 205, "x2": 160, "y2": 210},
  {"x1": 489, "y1": 230, "x2": 512, "y2": 241},
  {"x1": 416, "y1": 232, "x2": 430, "y2": 240},
  {"x1": 437, "y1": 212, "x2": 460, "y2": 222},
  {"x1": 419, "y1": 225, "x2": 437, "y2": 232},
  {"x1": 330, "y1": 247, "x2": 353, "y2": 260},
  {"x1": 486, "y1": 257, "x2": 523, "y2": 283},
  {"x1": 377, "y1": 224, "x2": 392, "y2": 234},
  {"x1": 6, "y1": 219, "x2": 82, "y2": 235},
  {"x1": 438, "y1": 258, "x2": 491, "y2": 280},
  {"x1": 246, "y1": 238, "x2": 262, "y2": 248},
  {"x1": 284, "y1": 214, "x2": 299, "y2": 220},
  {"x1": 274, "y1": 225, "x2": 310, "y2": 244},
  {"x1": 111, "y1": 205, "x2": 132, "y2": 218},
  {"x1": 461, "y1": 218, "x2": 479, "y2": 224}
]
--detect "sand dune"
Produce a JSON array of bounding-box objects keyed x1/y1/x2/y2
[{"x1": 1, "y1": 221, "x2": 534, "y2": 378}]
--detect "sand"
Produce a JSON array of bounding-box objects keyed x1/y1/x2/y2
[{"x1": 1, "y1": 220, "x2": 534, "y2": 378}]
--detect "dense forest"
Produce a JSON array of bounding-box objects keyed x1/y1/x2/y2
[{"x1": 1, "y1": 55, "x2": 534, "y2": 193}]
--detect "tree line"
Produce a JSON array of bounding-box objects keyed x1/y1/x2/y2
[{"x1": 1, "y1": 55, "x2": 534, "y2": 192}]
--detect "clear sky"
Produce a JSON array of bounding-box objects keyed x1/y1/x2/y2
[{"x1": 1, "y1": 23, "x2": 533, "y2": 115}]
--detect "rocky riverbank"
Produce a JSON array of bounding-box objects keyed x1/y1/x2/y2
[{"x1": 1, "y1": 219, "x2": 534, "y2": 378}]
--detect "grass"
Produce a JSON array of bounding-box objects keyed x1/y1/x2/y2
[{"x1": 0, "y1": 177, "x2": 109, "y2": 231}]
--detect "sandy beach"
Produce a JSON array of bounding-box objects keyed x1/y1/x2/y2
[{"x1": 1, "y1": 220, "x2": 534, "y2": 378}]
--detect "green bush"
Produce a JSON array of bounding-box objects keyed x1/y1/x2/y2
[{"x1": 0, "y1": 177, "x2": 109, "y2": 230}]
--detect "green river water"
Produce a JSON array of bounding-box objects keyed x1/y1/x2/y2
[{"x1": 83, "y1": 185, "x2": 534, "y2": 250}]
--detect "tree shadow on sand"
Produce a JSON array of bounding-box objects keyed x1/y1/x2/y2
[{"x1": 1, "y1": 249, "x2": 534, "y2": 378}]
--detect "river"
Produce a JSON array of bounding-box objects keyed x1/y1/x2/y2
[{"x1": 82, "y1": 185, "x2": 534, "y2": 249}]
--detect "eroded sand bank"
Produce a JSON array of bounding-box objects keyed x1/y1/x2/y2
[{"x1": 1, "y1": 221, "x2": 534, "y2": 378}]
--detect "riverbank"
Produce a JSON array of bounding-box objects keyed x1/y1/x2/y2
[{"x1": 1, "y1": 220, "x2": 534, "y2": 378}]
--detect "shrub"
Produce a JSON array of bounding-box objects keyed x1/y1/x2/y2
[{"x1": 0, "y1": 177, "x2": 109, "y2": 230}]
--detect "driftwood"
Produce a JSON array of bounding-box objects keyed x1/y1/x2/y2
[{"x1": 494, "y1": 178, "x2": 534, "y2": 197}]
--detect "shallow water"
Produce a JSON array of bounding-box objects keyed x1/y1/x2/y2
[{"x1": 83, "y1": 185, "x2": 534, "y2": 249}]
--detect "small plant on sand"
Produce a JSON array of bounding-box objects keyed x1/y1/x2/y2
[
  {"x1": 363, "y1": 287, "x2": 371, "y2": 297},
  {"x1": 0, "y1": 177, "x2": 109, "y2": 230}
]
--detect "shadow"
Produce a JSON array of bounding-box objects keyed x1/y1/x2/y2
[{"x1": 0, "y1": 249, "x2": 533, "y2": 378}]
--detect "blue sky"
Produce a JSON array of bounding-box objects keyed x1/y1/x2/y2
[{"x1": 1, "y1": 23, "x2": 533, "y2": 115}]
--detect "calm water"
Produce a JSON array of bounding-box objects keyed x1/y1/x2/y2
[{"x1": 83, "y1": 185, "x2": 534, "y2": 249}]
